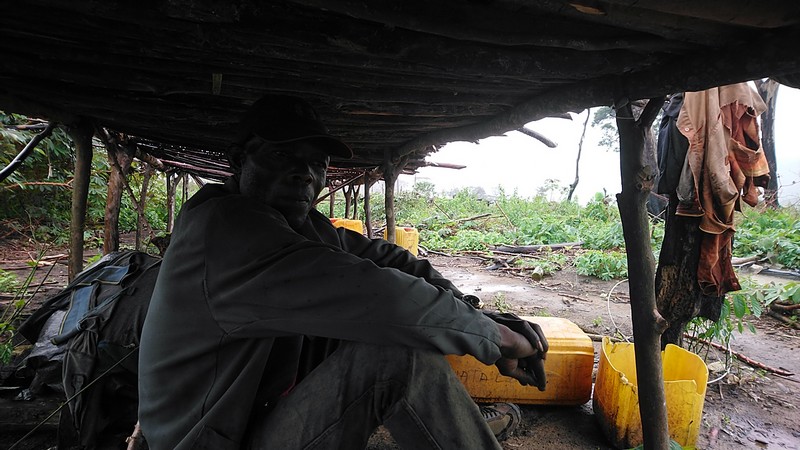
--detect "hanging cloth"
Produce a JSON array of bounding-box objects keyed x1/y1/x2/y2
[{"x1": 675, "y1": 83, "x2": 770, "y2": 296}]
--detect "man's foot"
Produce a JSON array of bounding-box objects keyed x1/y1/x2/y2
[{"x1": 480, "y1": 402, "x2": 521, "y2": 441}]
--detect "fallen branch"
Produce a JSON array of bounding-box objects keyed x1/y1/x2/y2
[
  {"x1": 584, "y1": 333, "x2": 624, "y2": 343},
  {"x1": 491, "y1": 242, "x2": 582, "y2": 253},
  {"x1": 767, "y1": 310, "x2": 800, "y2": 329},
  {"x1": 769, "y1": 302, "x2": 800, "y2": 312},
  {"x1": 455, "y1": 213, "x2": 492, "y2": 223},
  {"x1": 559, "y1": 292, "x2": 591, "y2": 302},
  {"x1": 683, "y1": 334, "x2": 795, "y2": 376}
]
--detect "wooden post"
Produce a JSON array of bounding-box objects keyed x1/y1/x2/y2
[
  {"x1": 615, "y1": 98, "x2": 670, "y2": 450},
  {"x1": 329, "y1": 187, "x2": 336, "y2": 218},
  {"x1": 67, "y1": 121, "x2": 94, "y2": 281},
  {"x1": 166, "y1": 171, "x2": 178, "y2": 232},
  {"x1": 363, "y1": 171, "x2": 373, "y2": 238},
  {"x1": 352, "y1": 183, "x2": 361, "y2": 220},
  {"x1": 382, "y1": 153, "x2": 409, "y2": 244},
  {"x1": 755, "y1": 78, "x2": 780, "y2": 207},
  {"x1": 136, "y1": 162, "x2": 155, "y2": 251},
  {"x1": 102, "y1": 139, "x2": 134, "y2": 254},
  {"x1": 181, "y1": 173, "x2": 188, "y2": 205},
  {"x1": 344, "y1": 184, "x2": 352, "y2": 219}
]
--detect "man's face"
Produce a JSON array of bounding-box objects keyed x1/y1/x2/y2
[{"x1": 237, "y1": 139, "x2": 330, "y2": 228}]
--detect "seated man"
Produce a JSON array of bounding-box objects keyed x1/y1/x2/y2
[{"x1": 138, "y1": 95, "x2": 548, "y2": 450}]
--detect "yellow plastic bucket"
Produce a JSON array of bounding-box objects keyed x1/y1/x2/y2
[
  {"x1": 446, "y1": 316, "x2": 594, "y2": 405},
  {"x1": 384, "y1": 226, "x2": 419, "y2": 256},
  {"x1": 330, "y1": 218, "x2": 364, "y2": 234},
  {"x1": 593, "y1": 337, "x2": 708, "y2": 449}
]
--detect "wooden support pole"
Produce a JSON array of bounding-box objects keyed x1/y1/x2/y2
[
  {"x1": 616, "y1": 98, "x2": 670, "y2": 450},
  {"x1": 344, "y1": 184, "x2": 352, "y2": 219},
  {"x1": 136, "y1": 162, "x2": 155, "y2": 251},
  {"x1": 166, "y1": 172, "x2": 178, "y2": 232},
  {"x1": 329, "y1": 187, "x2": 336, "y2": 218},
  {"x1": 363, "y1": 171, "x2": 373, "y2": 238},
  {"x1": 383, "y1": 155, "x2": 410, "y2": 243},
  {"x1": 102, "y1": 137, "x2": 134, "y2": 254},
  {"x1": 383, "y1": 172, "x2": 397, "y2": 243},
  {"x1": 67, "y1": 121, "x2": 94, "y2": 281},
  {"x1": 755, "y1": 78, "x2": 780, "y2": 207},
  {"x1": 352, "y1": 183, "x2": 361, "y2": 220}
]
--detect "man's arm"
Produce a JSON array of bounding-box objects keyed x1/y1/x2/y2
[{"x1": 333, "y1": 225, "x2": 464, "y2": 296}]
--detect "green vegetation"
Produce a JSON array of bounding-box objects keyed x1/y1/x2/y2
[
  {"x1": 1, "y1": 111, "x2": 196, "y2": 248},
  {"x1": 4, "y1": 119, "x2": 799, "y2": 356},
  {"x1": 734, "y1": 206, "x2": 800, "y2": 269},
  {"x1": 0, "y1": 269, "x2": 19, "y2": 293},
  {"x1": 492, "y1": 292, "x2": 511, "y2": 313},
  {"x1": 0, "y1": 251, "x2": 47, "y2": 363},
  {"x1": 574, "y1": 250, "x2": 629, "y2": 280},
  {"x1": 686, "y1": 206, "x2": 799, "y2": 353}
]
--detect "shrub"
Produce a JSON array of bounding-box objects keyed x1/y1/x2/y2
[{"x1": 574, "y1": 249, "x2": 628, "y2": 280}]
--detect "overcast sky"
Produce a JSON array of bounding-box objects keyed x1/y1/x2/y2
[{"x1": 401, "y1": 86, "x2": 800, "y2": 207}]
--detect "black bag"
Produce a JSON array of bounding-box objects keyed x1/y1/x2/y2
[{"x1": 19, "y1": 251, "x2": 161, "y2": 450}]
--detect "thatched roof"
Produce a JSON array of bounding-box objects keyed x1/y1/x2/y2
[{"x1": 1, "y1": 1, "x2": 799, "y2": 181}]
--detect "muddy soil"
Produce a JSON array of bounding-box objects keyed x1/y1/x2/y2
[
  {"x1": 417, "y1": 254, "x2": 800, "y2": 450},
  {"x1": 1, "y1": 242, "x2": 798, "y2": 449}
]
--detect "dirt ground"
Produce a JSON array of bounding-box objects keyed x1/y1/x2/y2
[
  {"x1": 1, "y1": 242, "x2": 798, "y2": 449},
  {"x1": 417, "y1": 254, "x2": 800, "y2": 450}
]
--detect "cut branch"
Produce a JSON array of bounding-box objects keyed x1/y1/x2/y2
[
  {"x1": 0, "y1": 122, "x2": 55, "y2": 183},
  {"x1": 491, "y1": 243, "x2": 582, "y2": 253},
  {"x1": 516, "y1": 127, "x2": 557, "y2": 148},
  {"x1": 683, "y1": 334, "x2": 794, "y2": 376}
]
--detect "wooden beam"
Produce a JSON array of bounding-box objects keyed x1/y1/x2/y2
[
  {"x1": 615, "y1": 98, "x2": 670, "y2": 449},
  {"x1": 67, "y1": 121, "x2": 94, "y2": 281},
  {"x1": 102, "y1": 135, "x2": 134, "y2": 254}
]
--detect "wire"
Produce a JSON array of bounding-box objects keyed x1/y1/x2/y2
[
  {"x1": 606, "y1": 278, "x2": 631, "y2": 342},
  {"x1": 8, "y1": 345, "x2": 139, "y2": 450}
]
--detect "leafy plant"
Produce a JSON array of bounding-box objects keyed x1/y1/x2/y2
[
  {"x1": 685, "y1": 279, "x2": 762, "y2": 355},
  {"x1": 513, "y1": 251, "x2": 568, "y2": 276},
  {"x1": 0, "y1": 269, "x2": 20, "y2": 293},
  {"x1": 734, "y1": 206, "x2": 800, "y2": 269},
  {"x1": 574, "y1": 250, "x2": 628, "y2": 280},
  {"x1": 492, "y1": 292, "x2": 511, "y2": 313},
  {"x1": 0, "y1": 250, "x2": 50, "y2": 364}
]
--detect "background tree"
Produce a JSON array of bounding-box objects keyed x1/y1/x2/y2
[{"x1": 754, "y1": 78, "x2": 780, "y2": 207}]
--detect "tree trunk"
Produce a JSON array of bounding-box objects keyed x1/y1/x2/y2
[
  {"x1": 166, "y1": 172, "x2": 178, "y2": 232},
  {"x1": 616, "y1": 98, "x2": 670, "y2": 450},
  {"x1": 344, "y1": 184, "x2": 352, "y2": 219},
  {"x1": 567, "y1": 110, "x2": 591, "y2": 201},
  {"x1": 181, "y1": 173, "x2": 189, "y2": 205},
  {"x1": 103, "y1": 141, "x2": 134, "y2": 254},
  {"x1": 329, "y1": 188, "x2": 336, "y2": 218},
  {"x1": 755, "y1": 78, "x2": 780, "y2": 207},
  {"x1": 383, "y1": 165, "x2": 398, "y2": 244},
  {"x1": 135, "y1": 162, "x2": 154, "y2": 251},
  {"x1": 382, "y1": 154, "x2": 408, "y2": 244},
  {"x1": 364, "y1": 172, "x2": 373, "y2": 238},
  {"x1": 352, "y1": 183, "x2": 361, "y2": 220},
  {"x1": 67, "y1": 122, "x2": 94, "y2": 281}
]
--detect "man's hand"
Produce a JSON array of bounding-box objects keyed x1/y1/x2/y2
[{"x1": 492, "y1": 315, "x2": 548, "y2": 391}]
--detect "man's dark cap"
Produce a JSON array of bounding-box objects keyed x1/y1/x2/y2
[{"x1": 234, "y1": 95, "x2": 352, "y2": 158}]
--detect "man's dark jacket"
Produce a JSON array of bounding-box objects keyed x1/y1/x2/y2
[{"x1": 138, "y1": 181, "x2": 502, "y2": 450}]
